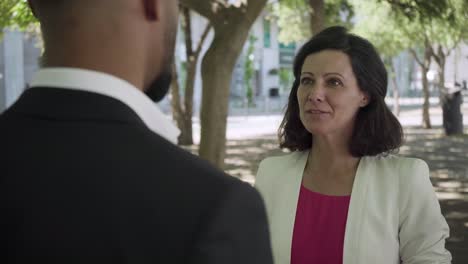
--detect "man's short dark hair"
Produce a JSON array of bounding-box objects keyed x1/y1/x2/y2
[{"x1": 279, "y1": 26, "x2": 403, "y2": 157}]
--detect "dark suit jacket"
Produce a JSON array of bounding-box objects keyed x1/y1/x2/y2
[{"x1": 0, "y1": 87, "x2": 273, "y2": 264}]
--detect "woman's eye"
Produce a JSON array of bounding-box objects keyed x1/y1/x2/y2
[
  {"x1": 327, "y1": 78, "x2": 343, "y2": 87},
  {"x1": 300, "y1": 78, "x2": 313, "y2": 85}
]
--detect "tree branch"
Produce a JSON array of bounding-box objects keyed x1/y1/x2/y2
[
  {"x1": 243, "y1": 0, "x2": 268, "y2": 24},
  {"x1": 428, "y1": 44, "x2": 442, "y2": 66},
  {"x1": 194, "y1": 23, "x2": 212, "y2": 59},
  {"x1": 445, "y1": 33, "x2": 462, "y2": 57},
  {"x1": 181, "y1": 6, "x2": 194, "y2": 58},
  {"x1": 179, "y1": 0, "x2": 218, "y2": 20},
  {"x1": 409, "y1": 48, "x2": 424, "y2": 67}
]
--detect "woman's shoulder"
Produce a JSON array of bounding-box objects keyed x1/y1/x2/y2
[
  {"x1": 363, "y1": 155, "x2": 431, "y2": 189},
  {"x1": 255, "y1": 150, "x2": 308, "y2": 185},
  {"x1": 258, "y1": 150, "x2": 308, "y2": 170},
  {"x1": 364, "y1": 154, "x2": 428, "y2": 172}
]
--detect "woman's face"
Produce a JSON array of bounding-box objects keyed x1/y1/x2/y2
[{"x1": 297, "y1": 50, "x2": 369, "y2": 139}]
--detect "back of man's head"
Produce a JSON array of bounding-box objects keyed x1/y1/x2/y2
[{"x1": 28, "y1": 0, "x2": 179, "y2": 102}]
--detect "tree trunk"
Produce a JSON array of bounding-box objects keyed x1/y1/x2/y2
[
  {"x1": 179, "y1": 59, "x2": 195, "y2": 145},
  {"x1": 308, "y1": 0, "x2": 325, "y2": 34},
  {"x1": 170, "y1": 62, "x2": 186, "y2": 137},
  {"x1": 169, "y1": 8, "x2": 193, "y2": 145},
  {"x1": 390, "y1": 61, "x2": 400, "y2": 117},
  {"x1": 170, "y1": 7, "x2": 211, "y2": 145},
  {"x1": 410, "y1": 45, "x2": 432, "y2": 129},
  {"x1": 181, "y1": 0, "x2": 268, "y2": 168},
  {"x1": 421, "y1": 65, "x2": 432, "y2": 129},
  {"x1": 433, "y1": 45, "x2": 464, "y2": 135},
  {"x1": 177, "y1": 6, "x2": 195, "y2": 146},
  {"x1": 198, "y1": 28, "x2": 248, "y2": 168}
]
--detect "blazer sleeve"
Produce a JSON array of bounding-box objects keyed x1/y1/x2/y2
[
  {"x1": 398, "y1": 158, "x2": 452, "y2": 264},
  {"x1": 254, "y1": 159, "x2": 269, "y2": 200},
  {"x1": 189, "y1": 182, "x2": 274, "y2": 264}
]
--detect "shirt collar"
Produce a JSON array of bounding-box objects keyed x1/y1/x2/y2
[{"x1": 29, "y1": 67, "x2": 180, "y2": 144}]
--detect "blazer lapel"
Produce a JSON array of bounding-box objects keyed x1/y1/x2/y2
[
  {"x1": 268, "y1": 153, "x2": 373, "y2": 264},
  {"x1": 270, "y1": 151, "x2": 308, "y2": 264},
  {"x1": 343, "y1": 156, "x2": 372, "y2": 264}
]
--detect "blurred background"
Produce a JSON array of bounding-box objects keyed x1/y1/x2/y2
[{"x1": 1, "y1": 0, "x2": 467, "y2": 262}]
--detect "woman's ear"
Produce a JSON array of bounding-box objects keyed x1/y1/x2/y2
[{"x1": 360, "y1": 93, "x2": 370, "y2": 107}]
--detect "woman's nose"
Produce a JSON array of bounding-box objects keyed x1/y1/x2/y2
[{"x1": 307, "y1": 84, "x2": 325, "y2": 102}]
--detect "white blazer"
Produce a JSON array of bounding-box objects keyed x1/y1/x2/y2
[{"x1": 255, "y1": 151, "x2": 452, "y2": 264}]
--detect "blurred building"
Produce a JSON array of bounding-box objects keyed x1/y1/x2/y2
[{"x1": 0, "y1": 29, "x2": 41, "y2": 112}]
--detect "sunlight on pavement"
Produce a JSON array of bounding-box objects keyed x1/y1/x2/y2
[
  {"x1": 437, "y1": 181, "x2": 463, "y2": 189},
  {"x1": 445, "y1": 211, "x2": 468, "y2": 219},
  {"x1": 436, "y1": 192, "x2": 467, "y2": 200}
]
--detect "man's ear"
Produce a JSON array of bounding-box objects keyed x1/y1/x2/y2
[
  {"x1": 27, "y1": 0, "x2": 38, "y2": 18},
  {"x1": 142, "y1": 0, "x2": 159, "y2": 21}
]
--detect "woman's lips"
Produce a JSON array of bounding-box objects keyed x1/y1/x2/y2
[{"x1": 306, "y1": 109, "x2": 329, "y2": 114}]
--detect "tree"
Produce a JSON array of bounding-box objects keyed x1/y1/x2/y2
[
  {"x1": 171, "y1": 6, "x2": 212, "y2": 145},
  {"x1": 409, "y1": 42, "x2": 433, "y2": 128},
  {"x1": 180, "y1": 0, "x2": 268, "y2": 168},
  {"x1": 377, "y1": 0, "x2": 453, "y2": 20},
  {"x1": 353, "y1": 2, "x2": 407, "y2": 117},
  {"x1": 308, "y1": 0, "x2": 325, "y2": 34},
  {"x1": 353, "y1": 0, "x2": 466, "y2": 132},
  {"x1": 354, "y1": 0, "x2": 435, "y2": 128},
  {"x1": 425, "y1": 0, "x2": 467, "y2": 135},
  {"x1": 390, "y1": 0, "x2": 467, "y2": 133},
  {"x1": 272, "y1": 0, "x2": 310, "y2": 44}
]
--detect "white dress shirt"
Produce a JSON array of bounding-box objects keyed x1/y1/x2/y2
[{"x1": 29, "y1": 67, "x2": 180, "y2": 144}]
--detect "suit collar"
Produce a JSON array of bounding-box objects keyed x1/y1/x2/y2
[
  {"x1": 7, "y1": 87, "x2": 148, "y2": 126},
  {"x1": 28, "y1": 68, "x2": 179, "y2": 144}
]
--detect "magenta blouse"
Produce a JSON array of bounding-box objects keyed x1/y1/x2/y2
[{"x1": 291, "y1": 184, "x2": 351, "y2": 264}]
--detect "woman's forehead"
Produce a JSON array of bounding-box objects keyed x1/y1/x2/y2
[{"x1": 301, "y1": 50, "x2": 353, "y2": 75}]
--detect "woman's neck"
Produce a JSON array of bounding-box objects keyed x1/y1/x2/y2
[{"x1": 303, "y1": 136, "x2": 360, "y2": 195}]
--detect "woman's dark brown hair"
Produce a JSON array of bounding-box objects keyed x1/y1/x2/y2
[{"x1": 279, "y1": 26, "x2": 403, "y2": 157}]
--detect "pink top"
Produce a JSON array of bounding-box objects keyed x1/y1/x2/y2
[{"x1": 291, "y1": 185, "x2": 351, "y2": 264}]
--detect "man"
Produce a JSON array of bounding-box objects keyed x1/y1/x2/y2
[{"x1": 0, "y1": 0, "x2": 273, "y2": 263}]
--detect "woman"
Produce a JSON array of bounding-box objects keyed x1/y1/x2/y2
[{"x1": 255, "y1": 26, "x2": 451, "y2": 264}]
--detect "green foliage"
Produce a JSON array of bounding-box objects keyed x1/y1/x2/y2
[
  {"x1": 0, "y1": 0, "x2": 36, "y2": 30},
  {"x1": 353, "y1": 0, "x2": 467, "y2": 58},
  {"x1": 271, "y1": 1, "x2": 310, "y2": 44},
  {"x1": 272, "y1": 0, "x2": 354, "y2": 44},
  {"x1": 325, "y1": 0, "x2": 354, "y2": 28},
  {"x1": 279, "y1": 68, "x2": 294, "y2": 92},
  {"x1": 352, "y1": 1, "x2": 406, "y2": 57},
  {"x1": 378, "y1": 0, "x2": 453, "y2": 22}
]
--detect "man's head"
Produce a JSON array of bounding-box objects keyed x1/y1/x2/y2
[{"x1": 28, "y1": 0, "x2": 179, "y2": 102}]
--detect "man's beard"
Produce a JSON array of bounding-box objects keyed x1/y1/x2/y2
[
  {"x1": 144, "y1": 67, "x2": 172, "y2": 102},
  {"x1": 145, "y1": 24, "x2": 177, "y2": 102}
]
